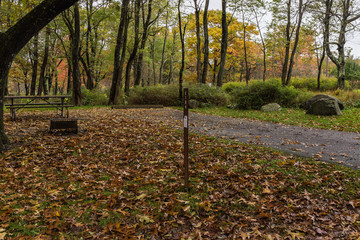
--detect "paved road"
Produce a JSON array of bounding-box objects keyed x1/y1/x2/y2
[{"x1": 123, "y1": 109, "x2": 360, "y2": 170}]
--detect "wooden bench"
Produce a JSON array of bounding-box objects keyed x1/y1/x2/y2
[{"x1": 5, "y1": 95, "x2": 73, "y2": 120}]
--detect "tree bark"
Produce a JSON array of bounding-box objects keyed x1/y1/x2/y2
[
  {"x1": 241, "y1": 10, "x2": 250, "y2": 84},
  {"x1": 30, "y1": 33, "x2": 39, "y2": 95},
  {"x1": 159, "y1": 11, "x2": 169, "y2": 85},
  {"x1": 0, "y1": 0, "x2": 79, "y2": 150},
  {"x1": 134, "y1": 0, "x2": 156, "y2": 86},
  {"x1": 201, "y1": 0, "x2": 209, "y2": 84},
  {"x1": 72, "y1": 3, "x2": 81, "y2": 106},
  {"x1": 124, "y1": 0, "x2": 141, "y2": 96},
  {"x1": 252, "y1": 6, "x2": 266, "y2": 82},
  {"x1": 85, "y1": 0, "x2": 94, "y2": 90},
  {"x1": 152, "y1": 36, "x2": 156, "y2": 85},
  {"x1": 317, "y1": 47, "x2": 325, "y2": 90},
  {"x1": 169, "y1": 29, "x2": 177, "y2": 84},
  {"x1": 323, "y1": 0, "x2": 360, "y2": 89},
  {"x1": 178, "y1": 0, "x2": 186, "y2": 101},
  {"x1": 108, "y1": 0, "x2": 130, "y2": 105},
  {"x1": 38, "y1": 26, "x2": 51, "y2": 95},
  {"x1": 194, "y1": 0, "x2": 202, "y2": 84},
  {"x1": 67, "y1": 58, "x2": 72, "y2": 94},
  {"x1": 281, "y1": 0, "x2": 291, "y2": 86},
  {"x1": 285, "y1": 0, "x2": 305, "y2": 85},
  {"x1": 217, "y1": 0, "x2": 228, "y2": 87}
]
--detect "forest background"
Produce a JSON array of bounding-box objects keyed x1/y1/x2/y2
[{"x1": 2, "y1": 0, "x2": 360, "y2": 106}]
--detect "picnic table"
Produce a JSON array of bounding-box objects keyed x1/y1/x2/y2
[{"x1": 5, "y1": 95, "x2": 73, "y2": 120}]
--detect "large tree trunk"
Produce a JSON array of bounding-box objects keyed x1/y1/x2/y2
[
  {"x1": 85, "y1": 0, "x2": 94, "y2": 90},
  {"x1": 0, "y1": 0, "x2": 79, "y2": 150},
  {"x1": 72, "y1": 3, "x2": 81, "y2": 105},
  {"x1": 152, "y1": 37, "x2": 156, "y2": 85},
  {"x1": 285, "y1": 0, "x2": 305, "y2": 85},
  {"x1": 108, "y1": 0, "x2": 130, "y2": 105},
  {"x1": 201, "y1": 0, "x2": 209, "y2": 84},
  {"x1": 169, "y1": 30, "x2": 177, "y2": 84},
  {"x1": 281, "y1": 0, "x2": 291, "y2": 86},
  {"x1": 54, "y1": 65, "x2": 59, "y2": 95},
  {"x1": 194, "y1": 0, "x2": 202, "y2": 84},
  {"x1": 323, "y1": 0, "x2": 360, "y2": 89},
  {"x1": 124, "y1": 0, "x2": 141, "y2": 96},
  {"x1": 217, "y1": 0, "x2": 228, "y2": 87},
  {"x1": 30, "y1": 33, "x2": 39, "y2": 95},
  {"x1": 242, "y1": 14, "x2": 250, "y2": 84},
  {"x1": 38, "y1": 26, "x2": 51, "y2": 95},
  {"x1": 67, "y1": 58, "x2": 72, "y2": 94},
  {"x1": 159, "y1": 11, "x2": 169, "y2": 84},
  {"x1": 324, "y1": 0, "x2": 343, "y2": 88},
  {"x1": 178, "y1": 0, "x2": 186, "y2": 101},
  {"x1": 252, "y1": 6, "x2": 266, "y2": 82},
  {"x1": 317, "y1": 47, "x2": 325, "y2": 90},
  {"x1": 134, "y1": 0, "x2": 154, "y2": 86}
]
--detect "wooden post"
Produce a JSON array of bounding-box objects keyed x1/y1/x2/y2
[{"x1": 183, "y1": 88, "x2": 189, "y2": 190}]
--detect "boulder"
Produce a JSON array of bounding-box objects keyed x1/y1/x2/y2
[
  {"x1": 261, "y1": 103, "x2": 282, "y2": 112},
  {"x1": 306, "y1": 98, "x2": 342, "y2": 116},
  {"x1": 300, "y1": 94, "x2": 344, "y2": 111}
]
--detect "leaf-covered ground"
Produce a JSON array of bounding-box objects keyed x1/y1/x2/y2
[{"x1": 1, "y1": 108, "x2": 360, "y2": 239}]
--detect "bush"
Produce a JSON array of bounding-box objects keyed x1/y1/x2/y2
[
  {"x1": 128, "y1": 85, "x2": 180, "y2": 106},
  {"x1": 230, "y1": 81, "x2": 312, "y2": 110},
  {"x1": 81, "y1": 87, "x2": 109, "y2": 106},
  {"x1": 128, "y1": 84, "x2": 229, "y2": 107},
  {"x1": 188, "y1": 84, "x2": 229, "y2": 106},
  {"x1": 222, "y1": 81, "x2": 247, "y2": 94},
  {"x1": 290, "y1": 77, "x2": 350, "y2": 91},
  {"x1": 322, "y1": 89, "x2": 360, "y2": 106}
]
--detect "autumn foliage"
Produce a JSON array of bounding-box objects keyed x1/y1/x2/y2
[{"x1": 0, "y1": 108, "x2": 359, "y2": 239}]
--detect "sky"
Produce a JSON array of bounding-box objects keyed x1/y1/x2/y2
[{"x1": 207, "y1": 0, "x2": 360, "y2": 58}]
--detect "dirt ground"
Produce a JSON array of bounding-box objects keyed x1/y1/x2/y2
[{"x1": 119, "y1": 108, "x2": 360, "y2": 170}]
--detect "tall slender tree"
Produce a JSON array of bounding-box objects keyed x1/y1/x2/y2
[
  {"x1": 38, "y1": 26, "x2": 51, "y2": 95},
  {"x1": 124, "y1": 0, "x2": 141, "y2": 96},
  {"x1": 323, "y1": 0, "x2": 360, "y2": 89},
  {"x1": 30, "y1": 33, "x2": 39, "y2": 95},
  {"x1": 108, "y1": 0, "x2": 130, "y2": 105},
  {"x1": 193, "y1": 0, "x2": 202, "y2": 84},
  {"x1": 178, "y1": 0, "x2": 187, "y2": 101},
  {"x1": 217, "y1": 0, "x2": 228, "y2": 87},
  {"x1": 72, "y1": 3, "x2": 81, "y2": 105},
  {"x1": 159, "y1": 10, "x2": 169, "y2": 84},
  {"x1": 201, "y1": 0, "x2": 209, "y2": 84}
]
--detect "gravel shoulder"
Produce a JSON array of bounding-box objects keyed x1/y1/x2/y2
[{"x1": 121, "y1": 108, "x2": 360, "y2": 170}]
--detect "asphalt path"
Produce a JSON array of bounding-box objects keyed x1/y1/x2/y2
[{"x1": 122, "y1": 108, "x2": 360, "y2": 170}]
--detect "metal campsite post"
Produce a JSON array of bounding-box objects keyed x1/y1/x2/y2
[{"x1": 183, "y1": 88, "x2": 189, "y2": 190}]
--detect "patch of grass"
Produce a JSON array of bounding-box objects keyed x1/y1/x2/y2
[{"x1": 191, "y1": 106, "x2": 360, "y2": 132}]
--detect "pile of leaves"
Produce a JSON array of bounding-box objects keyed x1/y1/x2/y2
[{"x1": 0, "y1": 108, "x2": 360, "y2": 239}]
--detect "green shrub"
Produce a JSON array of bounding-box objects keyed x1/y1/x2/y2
[
  {"x1": 128, "y1": 84, "x2": 229, "y2": 107},
  {"x1": 222, "y1": 81, "x2": 247, "y2": 94},
  {"x1": 322, "y1": 89, "x2": 360, "y2": 106},
  {"x1": 290, "y1": 77, "x2": 350, "y2": 91},
  {"x1": 231, "y1": 81, "x2": 312, "y2": 109},
  {"x1": 189, "y1": 84, "x2": 229, "y2": 106},
  {"x1": 81, "y1": 87, "x2": 109, "y2": 106},
  {"x1": 128, "y1": 85, "x2": 180, "y2": 106}
]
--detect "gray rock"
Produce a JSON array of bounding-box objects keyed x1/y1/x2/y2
[
  {"x1": 300, "y1": 94, "x2": 344, "y2": 111},
  {"x1": 261, "y1": 103, "x2": 282, "y2": 112},
  {"x1": 306, "y1": 98, "x2": 342, "y2": 115}
]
